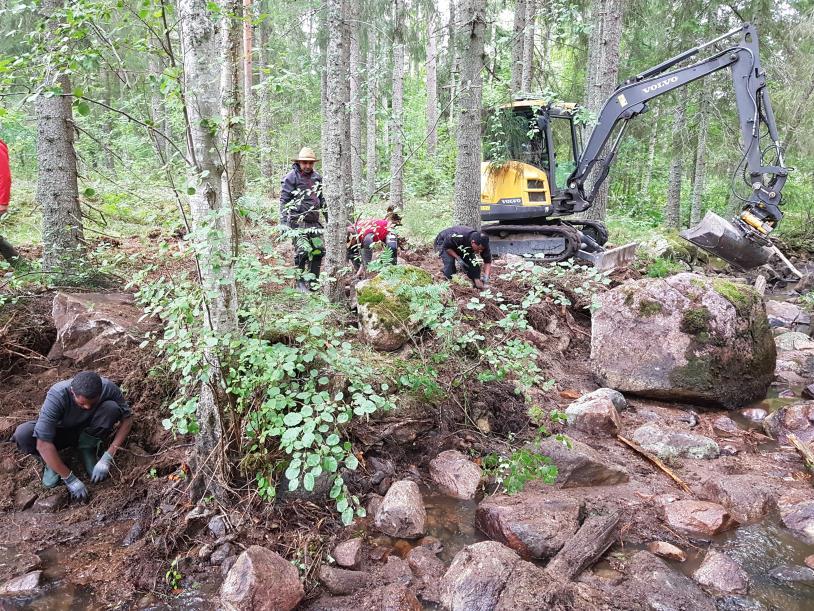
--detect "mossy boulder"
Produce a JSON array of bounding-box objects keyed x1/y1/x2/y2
[
  {"x1": 591, "y1": 272, "x2": 775, "y2": 408},
  {"x1": 356, "y1": 265, "x2": 436, "y2": 352},
  {"x1": 641, "y1": 232, "x2": 709, "y2": 265}
]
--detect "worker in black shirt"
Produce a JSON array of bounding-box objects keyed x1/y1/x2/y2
[{"x1": 434, "y1": 225, "x2": 493, "y2": 290}]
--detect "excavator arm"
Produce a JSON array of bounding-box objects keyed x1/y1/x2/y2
[{"x1": 563, "y1": 23, "x2": 790, "y2": 269}]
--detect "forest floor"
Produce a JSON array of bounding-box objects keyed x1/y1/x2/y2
[{"x1": 1, "y1": 232, "x2": 814, "y2": 610}]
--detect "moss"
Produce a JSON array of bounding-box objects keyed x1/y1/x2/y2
[
  {"x1": 712, "y1": 279, "x2": 758, "y2": 315},
  {"x1": 357, "y1": 265, "x2": 432, "y2": 332},
  {"x1": 638, "y1": 299, "x2": 663, "y2": 317},
  {"x1": 690, "y1": 278, "x2": 706, "y2": 289},
  {"x1": 623, "y1": 289, "x2": 635, "y2": 307},
  {"x1": 357, "y1": 285, "x2": 386, "y2": 306},
  {"x1": 680, "y1": 306, "x2": 711, "y2": 335},
  {"x1": 669, "y1": 353, "x2": 716, "y2": 391}
]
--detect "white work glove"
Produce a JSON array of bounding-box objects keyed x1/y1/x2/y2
[
  {"x1": 91, "y1": 451, "x2": 114, "y2": 483},
  {"x1": 63, "y1": 472, "x2": 89, "y2": 500}
]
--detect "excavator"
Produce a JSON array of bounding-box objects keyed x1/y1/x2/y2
[{"x1": 480, "y1": 22, "x2": 791, "y2": 273}]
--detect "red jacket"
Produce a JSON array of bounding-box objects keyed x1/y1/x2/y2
[
  {"x1": 349, "y1": 219, "x2": 392, "y2": 243},
  {"x1": 0, "y1": 139, "x2": 9, "y2": 213}
]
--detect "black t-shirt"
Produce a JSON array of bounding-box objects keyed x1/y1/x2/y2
[
  {"x1": 438, "y1": 225, "x2": 492, "y2": 264},
  {"x1": 33, "y1": 377, "x2": 131, "y2": 442}
]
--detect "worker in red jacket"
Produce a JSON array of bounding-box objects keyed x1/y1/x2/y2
[
  {"x1": 0, "y1": 138, "x2": 19, "y2": 265},
  {"x1": 347, "y1": 207, "x2": 401, "y2": 277}
]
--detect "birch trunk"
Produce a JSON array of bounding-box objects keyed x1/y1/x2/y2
[
  {"x1": 665, "y1": 90, "x2": 687, "y2": 229},
  {"x1": 349, "y1": 0, "x2": 363, "y2": 207},
  {"x1": 257, "y1": 18, "x2": 275, "y2": 198},
  {"x1": 389, "y1": 0, "x2": 405, "y2": 211},
  {"x1": 520, "y1": 0, "x2": 536, "y2": 93},
  {"x1": 365, "y1": 25, "x2": 378, "y2": 201},
  {"x1": 690, "y1": 93, "x2": 708, "y2": 226},
  {"x1": 37, "y1": 0, "x2": 85, "y2": 275},
  {"x1": 426, "y1": 9, "x2": 439, "y2": 157},
  {"x1": 220, "y1": 0, "x2": 245, "y2": 206},
  {"x1": 340, "y1": 0, "x2": 353, "y2": 210},
  {"x1": 453, "y1": 0, "x2": 485, "y2": 229},
  {"x1": 510, "y1": 0, "x2": 526, "y2": 94},
  {"x1": 242, "y1": 0, "x2": 254, "y2": 146},
  {"x1": 323, "y1": 0, "x2": 350, "y2": 301},
  {"x1": 179, "y1": 0, "x2": 238, "y2": 500},
  {"x1": 148, "y1": 38, "x2": 169, "y2": 162}
]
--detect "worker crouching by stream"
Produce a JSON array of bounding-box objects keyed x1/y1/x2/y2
[
  {"x1": 434, "y1": 225, "x2": 493, "y2": 290},
  {"x1": 12, "y1": 371, "x2": 134, "y2": 500}
]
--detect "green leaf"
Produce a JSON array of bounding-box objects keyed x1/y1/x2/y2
[
  {"x1": 76, "y1": 100, "x2": 90, "y2": 116},
  {"x1": 326, "y1": 433, "x2": 340, "y2": 446},
  {"x1": 341, "y1": 507, "x2": 354, "y2": 525},
  {"x1": 304, "y1": 472, "x2": 315, "y2": 491},
  {"x1": 83, "y1": 187, "x2": 96, "y2": 197},
  {"x1": 345, "y1": 454, "x2": 358, "y2": 470},
  {"x1": 323, "y1": 456, "x2": 338, "y2": 472},
  {"x1": 283, "y1": 412, "x2": 303, "y2": 426}
]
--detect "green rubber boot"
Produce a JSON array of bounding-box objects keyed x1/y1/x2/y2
[
  {"x1": 77, "y1": 432, "x2": 102, "y2": 477},
  {"x1": 42, "y1": 465, "x2": 61, "y2": 488}
]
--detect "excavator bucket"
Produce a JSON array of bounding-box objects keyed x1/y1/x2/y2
[
  {"x1": 680, "y1": 211, "x2": 773, "y2": 271},
  {"x1": 575, "y1": 242, "x2": 638, "y2": 272}
]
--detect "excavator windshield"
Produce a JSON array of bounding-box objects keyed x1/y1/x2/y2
[{"x1": 483, "y1": 106, "x2": 548, "y2": 170}]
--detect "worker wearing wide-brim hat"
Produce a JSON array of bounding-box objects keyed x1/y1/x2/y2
[{"x1": 280, "y1": 147, "x2": 327, "y2": 292}]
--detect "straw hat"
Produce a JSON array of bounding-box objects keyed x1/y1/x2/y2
[{"x1": 292, "y1": 147, "x2": 319, "y2": 162}]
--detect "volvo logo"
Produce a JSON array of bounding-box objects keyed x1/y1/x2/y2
[{"x1": 642, "y1": 76, "x2": 678, "y2": 94}]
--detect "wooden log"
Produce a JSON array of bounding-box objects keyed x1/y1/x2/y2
[
  {"x1": 545, "y1": 511, "x2": 621, "y2": 581},
  {"x1": 617, "y1": 434, "x2": 691, "y2": 493}
]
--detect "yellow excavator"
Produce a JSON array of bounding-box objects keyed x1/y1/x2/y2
[{"x1": 480, "y1": 23, "x2": 791, "y2": 273}]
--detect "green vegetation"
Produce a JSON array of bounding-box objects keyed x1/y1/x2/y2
[
  {"x1": 638, "y1": 298, "x2": 663, "y2": 316},
  {"x1": 646, "y1": 257, "x2": 683, "y2": 278},
  {"x1": 680, "y1": 306, "x2": 712, "y2": 335},
  {"x1": 712, "y1": 279, "x2": 758, "y2": 315},
  {"x1": 482, "y1": 447, "x2": 558, "y2": 494}
]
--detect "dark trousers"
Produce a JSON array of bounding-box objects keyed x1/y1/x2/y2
[
  {"x1": 437, "y1": 247, "x2": 480, "y2": 281},
  {"x1": 292, "y1": 227, "x2": 323, "y2": 279},
  {"x1": 13, "y1": 400, "x2": 123, "y2": 456},
  {"x1": 349, "y1": 233, "x2": 398, "y2": 270}
]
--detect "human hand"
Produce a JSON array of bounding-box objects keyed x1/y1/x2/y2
[
  {"x1": 91, "y1": 451, "x2": 114, "y2": 483},
  {"x1": 482, "y1": 273, "x2": 490, "y2": 285},
  {"x1": 62, "y1": 472, "x2": 89, "y2": 500},
  {"x1": 473, "y1": 278, "x2": 485, "y2": 290}
]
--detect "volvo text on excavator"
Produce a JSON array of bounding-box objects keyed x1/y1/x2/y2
[{"x1": 479, "y1": 23, "x2": 790, "y2": 272}]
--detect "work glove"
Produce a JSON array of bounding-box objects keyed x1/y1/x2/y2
[
  {"x1": 62, "y1": 472, "x2": 89, "y2": 500},
  {"x1": 482, "y1": 273, "x2": 491, "y2": 286},
  {"x1": 91, "y1": 451, "x2": 114, "y2": 483}
]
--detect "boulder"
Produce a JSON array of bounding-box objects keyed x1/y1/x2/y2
[
  {"x1": 763, "y1": 402, "x2": 814, "y2": 445},
  {"x1": 33, "y1": 489, "x2": 67, "y2": 512},
  {"x1": 219, "y1": 545, "x2": 303, "y2": 611},
  {"x1": 428, "y1": 450, "x2": 482, "y2": 500},
  {"x1": 48, "y1": 292, "x2": 154, "y2": 365},
  {"x1": 576, "y1": 387, "x2": 629, "y2": 411},
  {"x1": 663, "y1": 500, "x2": 737, "y2": 538},
  {"x1": 318, "y1": 565, "x2": 374, "y2": 595},
  {"x1": 591, "y1": 273, "x2": 775, "y2": 408},
  {"x1": 765, "y1": 300, "x2": 810, "y2": 331},
  {"x1": 407, "y1": 545, "x2": 445, "y2": 578},
  {"x1": 778, "y1": 490, "x2": 814, "y2": 543},
  {"x1": 647, "y1": 541, "x2": 686, "y2": 562},
  {"x1": 626, "y1": 551, "x2": 716, "y2": 611},
  {"x1": 693, "y1": 550, "x2": 748, "y2": 594},
  {"x1": 475, "y1": 491, "x2": 581, "y2": 559},
  {"x1": 207, "y1": 515, "x2": 228, "y2": 538},
  {"x1": 332, "y1": 538, "x2": 363, "y2": 568},
  {"x1": 439, "y1": 541, "x2": 520, "y2": 611},
  {"x1": 700, "y1": 475, "x2": 775, "y2": 523},
  {"x1": 769, "y1": 565, "x2": 814, "y2": 583},
  {"x1": 632, "y1": 424, "x2": 719, "y2": 460},
  {"x1": 382, "y1": 556, "x2": 413, "y2": 586},
  {"x1": 565, "y1": 396, "x2": 621, "y2": 436},
  {"x1": 774, "y1": 331, "x2": 814, "y2": 352},
  {"x1": 374, "y1": 480, "x2": 426, "y2": 539},
  {"x1": 13, "y1": 489, "x2": 38, "y2": 511},
  {"x1": 535, "y1": 437, "x2": 628, "y2": 487},
  {"x1": 210, "y1": 543, "x2": 233, "y2": 565},
  {"x1": 712, "y1": 416, "x2": 740, "y2": 437},
  {"x1": 356, "y1": 265, "x2": 436, "y2": 352},
  {"x1": 0, "y1": 570, "x2": 41, "y2": 595}
]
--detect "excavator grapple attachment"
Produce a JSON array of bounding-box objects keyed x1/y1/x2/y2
[
  {"x1": 574, "y1": 242, "x2": 638, "y2": 272},
  {"x1": 680, "y1": 211, "x2": 773, "y2": 270}
]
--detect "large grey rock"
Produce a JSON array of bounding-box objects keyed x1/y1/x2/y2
[
  {"x1": 778, "y1": 490, "x2": 814, "y2": 543},
  {"x1": 591, "y1": 273, "x2": 775, "y2": 408},
  {"x1": 774, "y1": 331, "x2": 814, "y2": 352},
  {"x1": 693, "y1": 550, "x2": 748, "y2": 594},
  {"x1": 48, "y1": 292, "x2": 154, "y2": 365},
  {"x1": 575, "y1": 387, "x2": 629, "y2": 411},
  {"x1": 763, "y1": 401, "x2": 814, "y2": 445},
  {"x1": 0, "y1": 570, "x2": 41, "y2": 595},
  {"x1": 536, "y1": 437, "x2": 628, "y2": 487},
  {"x1": 219, "y1": 545, "x2": 303, "y2": 611},
  {"x1": 374, "y1": 480, "x2": 426, "y2": 539},
  {"x1": 766, "y1": 300, "x2": 810, "y2": 331},
  {"x1": 769, "y1": 565, "x2": 814, "y2": 583},
  {"x1": 429, "y1": 450, "x2": 482, "y2": 500},
  {"x1": 565, "y1": 396, "x2": 621, "y2": 436},
  {"x1": 700, "y1": 475, "x2": 775, "y2": 523},
  {"x1": 663, "y1": 500, "x2": 737, "y2": 538},
  {"x1": 475, "y1": 491, "x2": 581, "y2": 559},
  {"x1": 632, "y1": 424, "x2": 719, "y2": 460},
  {"x1": 439, "y1": 541, "x2": 520, "y2": 611},
  {"x1": 626, "y1": 551, "x2": 716, "y2": 611}
]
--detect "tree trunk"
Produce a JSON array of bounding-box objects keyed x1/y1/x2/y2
[
  {"x1": 242, "y1": 0, "x2": 254, "y2": 146},
  {"x1": 690, "y1": 92, "x2": 708, "y2": 227},
  {"x1": 148, "y1": 37, "x2": 169, "y2": 162},
  {"x1": 389, "y1": 0, "x2": 405, "y2": 211},
  {"x1": 520, "y1": 0, "x2": 536, "y2": 93},
  {"x1": 582, "y1": 0, "x2": 624, "y2": 221},
  {"x1": 426, "y1": 8, "x2": 439, "y2": 157},
  {"x1": 365, "y1": 24, "x2": 378, "y2": 202},
  {"x1": 510, "y1": 0, "x2": 526, "y2": 94},
  {"x1": 37, "y1": 0, "x2": 84, "y2": 276},
  {"x1": 349, "y1": 0, "x2": 363, "y2": 207},
  {"x1": 220, "y1": 0, "x2": 245, "y2": 206},
  {"x1": 448, "y1": 0, "x2": 459, "y2": 123},
  {"x1": 453, "y1": 0, "x2": 485, "y2": 229},
  {"x1": 179, "y1": 0, "x2": 238, "y2": 501},
  {"x1": 322, "y1": 0, "x2": 350, "y2": 301},
  {"x1": 665, "y1": 90, "x2": 687, "y2": 229},
  {"x1": 340, "y1": 0, "x2": 353, "y2": 211},
  {"x1": 641, "y1": 104, "x2": 659, "y2": 198},
  {"x1": 257, "y1": 18, "x2": 274, "y2": 199}
]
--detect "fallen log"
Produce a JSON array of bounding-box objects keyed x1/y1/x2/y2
[
  {"x1": 545, "y1": 511, "x2": 621, "y2": 581},
  {"x1": 616, "y1": 434, "x2": 691, "y2": 493},
  {"x1": 788, "y1": 433, "x2": 814, "y2": 474}
]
